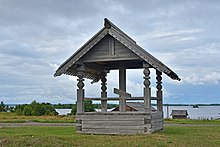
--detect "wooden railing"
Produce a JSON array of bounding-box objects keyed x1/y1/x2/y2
[{"x1": 84, "y1": 96, "x2": 159, "y2": 101}]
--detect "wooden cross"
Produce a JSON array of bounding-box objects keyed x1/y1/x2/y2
[
  {"x1": 114, "y1": 88, "x2": 131, "y2": 98},
  {"x1": 114, "y1": 88, "x2": 131, "y2": 112}
]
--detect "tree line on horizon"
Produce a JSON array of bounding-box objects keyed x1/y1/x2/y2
[
  {"x1": 0, "y1": 101, "x2": 13, "y2": 112},
  {"x1": 0, "y1": 100, "x2": 118, "y2": 116}
]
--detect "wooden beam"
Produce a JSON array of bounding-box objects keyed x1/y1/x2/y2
[
  {"x1": 143, "y1": 64, "x2": 151, "y2": 112},
  {"x1": 156, "y1": 70, "x2": 163, "y2": 112},
  {"x1": 101, "y1": 73, "x2": 107, "y2": 112},
  {"x1": 84, "y1": 96, "x2": 158, "y2": 101},
  {"x1": 76, "y1": 65, "x2": 85, "y2": 113},
  {"x1": 83, "y1": 57, "x2": 140, "y2": 63},
  {"x1": 113, "y1": 88, "x2": 131, "y2": 98},
  {"x1": 109, "y1": 36, "x2": 115, "y2": 55},
  {"x1": 119, "y1": 66, "x2": 126, "y2": 112}
]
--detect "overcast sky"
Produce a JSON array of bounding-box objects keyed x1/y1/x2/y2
[{"x1": 0, "y1": 0, "x2": 220, "y2": 104}]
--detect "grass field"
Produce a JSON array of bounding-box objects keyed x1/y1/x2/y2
[
  {"x1": 1, "y1": 112, "x2": 220, "y2": 146},
  {"x1": 164, "y1": 118, "x2": 220, "y2": 125},
  {"x1": 0, "y1": 126, "x2": 220, "y2": 146},
  {"x1": 1, "y1": 112, "x2": 220, "y2": 125},
  {"x1": 0, "y1": 112, "x2": 75, "y2": 123}
]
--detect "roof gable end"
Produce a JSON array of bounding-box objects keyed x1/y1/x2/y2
[{"x1": 54, "y1": 18, "x2": 180, "y2": 81}]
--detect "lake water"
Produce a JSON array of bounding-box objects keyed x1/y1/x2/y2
[
  {"x1": 55, "y1": 109, "x2": 71, "y2": 115},
  {"x1": 162, "y1": 106, "x2": 220, "y2": 120},
  {"x1": 56, "y1": 106, "x2": 220, "y2": 120}
]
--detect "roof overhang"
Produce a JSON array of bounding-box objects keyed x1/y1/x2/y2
[{"x1": 54, "y1": 18, "x2": 181, "y2": 81}]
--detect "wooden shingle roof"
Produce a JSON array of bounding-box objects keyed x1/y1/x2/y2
[{"x1": 54, "y1": 18, "x2": 180, "y2": 82}]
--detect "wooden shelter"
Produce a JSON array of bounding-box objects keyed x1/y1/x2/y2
[
  {"x1": 54, "y1": 18, "x2": 180, "y2": 134},
  {"x1": 171, "y1": 110, "x2": 188, "y2": 119}
]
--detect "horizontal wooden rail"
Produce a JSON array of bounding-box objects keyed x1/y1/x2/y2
[{"x1": 84, "y1": 97, "x2": 159, "y2": 101}]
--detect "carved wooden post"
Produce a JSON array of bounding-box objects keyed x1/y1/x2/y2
[
  {"x1": 156, "y1": 70, "x2": 163, "y2": 112},
  {"x1": 119, "y1": 66, "x2": 126, "y2": 112},
  {"x1": 143, "y1": 63, "x2": 151, "y2": 112},
  {"x1": 77, "y1": 66, "x2": 85, "y2": 113},
  {"x1": 101, "y1": 73, "x2": 107, "y2": 112}
]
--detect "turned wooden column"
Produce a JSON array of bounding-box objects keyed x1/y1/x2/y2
[
  {"x1": 156, "y1": 70, "x2": 163, "y2": 112},
  {"x1": 143, "y1": 64, "x2": 151, "y2": 112},
  {"x1": 119, "y1": 66, "x2": 126, "y2": 112},
  {"x1": 101, "y1": 73, "x2": 107, "y2": 112},
  {"x1": 76, "y1": 66, "x2": 85, "y2": 113}
]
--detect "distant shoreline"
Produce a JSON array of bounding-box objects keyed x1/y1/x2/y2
[
  {"x1": 162, "y1": 104, "x2": 220, "y2": 106},
  {"x1": 5, "y1": 103, "x2": 220, "y2": 107}
]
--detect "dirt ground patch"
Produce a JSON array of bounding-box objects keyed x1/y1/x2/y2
[{"x1": 0, "y1": 122, "x2": 75, "y2": 127}]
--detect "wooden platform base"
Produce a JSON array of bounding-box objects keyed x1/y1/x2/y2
[{"x1": 76, "y1": 112, "x2": 163, "y2": 134}]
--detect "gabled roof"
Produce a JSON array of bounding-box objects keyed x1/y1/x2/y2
[
  {"x1": 54, "y1": 18, "x2": 180, "y2": 81},
  {"x1": 171, "y1": 110, "x2": 188, "y2": 116}
]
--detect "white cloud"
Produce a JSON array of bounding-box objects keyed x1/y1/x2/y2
[
  {"x1": 0, "y1": 0, "x2": 220, "y2": 104},
  {"x1": 146, "y1": 29, "x2": 203, "y2": 39},
  {"x1": 184, "y1": 72, "x2": 220, "y2": 85}
]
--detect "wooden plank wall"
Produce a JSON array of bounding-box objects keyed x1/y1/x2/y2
[
  {"x1": 82, "y1": 35, "x2": 140, "y2": 62},
  {"x1": 76, "y1": 112, "x2": 152, "y2": 134},
  {"x1": 151, "y1": 112, "x2": 163, "y2": 132}
]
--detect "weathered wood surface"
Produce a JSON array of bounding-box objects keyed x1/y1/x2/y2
[
  {"x1": 101, "y1": 74, "x2": 107, "y2": 112},
  {"x1": 119, "y1": 66, "x2": 126, "y2": 112},
  {"x1": 77, "y1": 112, "x2": 151, "y2": 118},
  {"x1": 114, "y1": 88, "x2": 131, "y2": 98},
  {"x1": 108, "y1": 27, "x2": 179, "y2": 80},
  {"x1": 76, "y1": 113, "x2": 153, "y2": 134},
  {"x1": 151, "y1": 112, "x2": 163, "y2": 132},
  {"x1": 82, "y1": 125, "x2": 151, "y2": 129},
  {"x1": 77, "y1": 115, "x2": 151, "y2": 120},
  {"x1": 84, "y1": 96, "x2": 159, "y2": 101},
  {"x1": 82, "y1": 35, "x2": 140, "y2": 63},
  {"x1": 81, "y1": 121, "x2": 145, "y2": 126},
  {"x1": 143, "y1": 64, "x2": 151, "y2": 112},
  {"x1": 80, "y1": 129, "x2": 147, "y2": 135},
  {"x1": 76, "y1": 112, "x2": 164, "y2": 134},
  {"x1": 76, "y1": 67, "x2": 85, "y2": 113},
  {"x1": 156, "y1": 70, "x2": 163, "y2": 112},
  {"x1": 55, "y1": 18, "x2": 177, "y2": 135},
  {"x1": 104, "y1": 18, "x2": 136, "y2": 44},
  {"x1": 55, "y1": 18, "x2": 181, "y2": 81}
]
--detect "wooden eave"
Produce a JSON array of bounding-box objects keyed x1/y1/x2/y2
[{"x1": 54, "y1": 18, "x2": 181, "y2": 81}]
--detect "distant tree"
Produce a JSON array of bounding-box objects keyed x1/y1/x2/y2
[
  {"x1": 0, "y1": 101, "x2": 6, "y2": 112},
  {"x1": 5, "y1": 105, "x2": 9, "y2": 112},
  {"x1": 84, "y1": 100, "x2": 95, "y2": 112},
  {"x1": 14, "y1": 104, "x2": 26, "y2": 115},
  {"x1": 30, "y1": 100, "x2": 45, "y2": 116},
  {"x1": 54, "y1": 103, "x2": 74, "y2": 109},
  {"x1": 70, "y1": 100, "x2": 95, "y2": 115},
  {"x1": 23, "y1": 105, "x2": 32, "y2": 116},
  {"x1": 14, "y1": 101, "x2": 58, "y2": 116},
  {"x1": 9, "y1": 107, "x2": 15, "y2": 112},
  {"x1": 70, "y1": 104, "x2": 77, "y2": 115},
  {"x1": 43, "y1": 103, "x2": 58, "y2": 115}
]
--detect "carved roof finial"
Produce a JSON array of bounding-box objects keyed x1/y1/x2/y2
[{"x1": 104, "y1": 18, "x2": 111, "y2": 29}]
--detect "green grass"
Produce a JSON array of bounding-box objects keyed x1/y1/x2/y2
[
  {"x1": 164, "y1": 118, "x2": 220, "y2": 125},
  {"x1": 0, "y1": 126, "x2": 220, "y2": 146},
  {"x1": 0, "y1": 112, "x2": 75, "y2": 123},
  {"x1": 1, "y1": 112, "x2": 220, "y2": 124}
]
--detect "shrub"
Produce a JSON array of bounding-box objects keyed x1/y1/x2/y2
[
  {"x1": 0, "y1": 101, "x2": 6, "y2": 112},
  {"x1": 14, "y1": 101, "x2": 58, "y2": 116},
  {"x1": 70, "y1": 100, "x2": 95, "y2": 115}
]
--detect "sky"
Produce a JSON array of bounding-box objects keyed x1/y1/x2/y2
[{"x1": 0, "y1": 0, "x2": 220, "y2": 104}]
